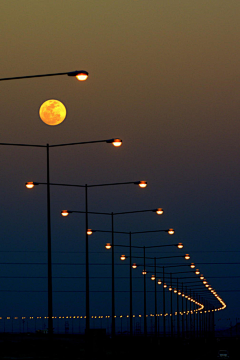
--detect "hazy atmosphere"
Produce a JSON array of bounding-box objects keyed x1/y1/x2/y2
[{"x1": 1, "y1": 0, "x2": 240, "y2": 332}]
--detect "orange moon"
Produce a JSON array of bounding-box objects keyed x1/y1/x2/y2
[{"x1": 39, "y1": 99, "x2": 67, "y2": 126}]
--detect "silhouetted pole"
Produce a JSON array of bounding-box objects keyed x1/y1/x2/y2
[
  {"x1": 163, "y1": 266, "x2": 166, "y2": 337},
  {"x1": 154, "y1": 258, "x2": 157, "y2": 337},
  {"x1": 111, "y1": 212, "x2": 115, "y2": 337},
  {"x1": 47, "y1": 144, "x2": 53, "y2": 336},
  {"x1": 143, "y1": 246, "x2": 147, "y2": 336},
  {"x1": 85, "y1": 184, "x2": 90, "y2": 334},
  {"x1": 129, "y1": 232, "x2": 133, "y2": 336}
]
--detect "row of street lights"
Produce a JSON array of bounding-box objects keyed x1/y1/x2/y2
[{"x1": 1, "y1": 69, "x2": 226, "y2": 338}]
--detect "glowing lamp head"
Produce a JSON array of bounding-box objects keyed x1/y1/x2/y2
[
  {"x1": 105, "y1": 243, "x2": 111, "y2": 250},
  {"x1": 190, "y1": 263, "x2": 195, "y2": 269},
  {"x1": 68, "y1": 70, "x2": 89, "y2": 81},
  {"x1": 156, "y1": 208, "x2": 164, "y2": 215},
  {"x1": 185, "y1": 254, "x2": 190, "y2": 260},
  {"x1": 151, "y1": 275, "x2": 156, "y2": 281},
  {"x1": 142, "y1": 269, "x2": 147, "y2": 275},
  {"x1": 195, "y1": 269, "x2": 200, "y2": 275},
  {"x1": 112, "y1": 138, "x2": 122, "y2": 147},
  {"x1": 61, "y1": 210, "x2": 69, "y2": 217},
  {"x1": 26, "y1": 182, "x2": 35, "y2": 189},
  {"x1": 168, "y1": 228, "x2": 174, "y2": 235},
  {"x1": 132, "y1": 263, "x2": 137, "y2": 269},
  {"x1": 120, "y1": 255, "x2": 126, "y2": 261},
  {"x1": 163, "y1": 283, "x2": 167, "y2": 288},
  {"x1": 178, "y1": 243, "x2": 183, "y2": 249},
  {"x1": 169, "y1": 286, "x2": 173, "y2": 291},
  {"x1": 138, "y1": 181, "x2": 147, "y2": 188},
  {"x1": 157, "y1": 279, "x2": 162, "y2": 285},
  {"x1": 87, "y1": 229, "x2": 93, "y2": 235}
]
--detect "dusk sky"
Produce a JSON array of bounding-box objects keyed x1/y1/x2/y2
[{"x1": 1, "y1": 0, "x2": 240, "y2": 332}]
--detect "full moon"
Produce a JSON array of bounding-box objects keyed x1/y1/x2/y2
[{"x1": 39, "y1": 99, "x2": 67, "y2": 126}]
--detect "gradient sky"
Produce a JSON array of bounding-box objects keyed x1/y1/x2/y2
[{"x1": 0, "y1": 0, "x2": 240, "y2": 331}]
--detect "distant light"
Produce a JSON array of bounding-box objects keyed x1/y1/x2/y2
[
  {"x1": 168, "y1": 228, "x2": 174, "y2": 235},
  {"x1": 105, "y1": 243, "x2": 111, "y2": 250},
  {"x1": 120, "y1": 255, "x2": 126, "y2": 261},
  {"x1": 156, "y1": 208, "x2": 164, "y2": 215},
  {"x1": 61, "y1": 210, "x2": 69, "y2": 217},
  {"x1": 112, "y1": 139, "x2": 122, "y2": 147},
  {"x1": 138, "y1": 181, "x2": 147, "y2": 188},
  {"x1": 26, "y1": 182, "x2": 35, "y2": 189},
  {"x1": 87, "y1": 229, "x2": 93, "y2": 235}
]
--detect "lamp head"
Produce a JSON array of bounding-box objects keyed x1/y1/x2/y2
[
  {"x1": 67, "y1": 70, "x2": 89, "y2": 81},
  {"x1": 185, "y1": 254, "x2": 190, "y2": 260},
  {"x1": 168, "y1": 228, "x2": 174, "y2": 235},
  {"x1": 120, "y1": 255, "x2": 126, "y2": 261},
  {"x1": 135, "y1": 181, "x2": 147, "y2": 188},
  {"x1": 156, "y1": 208, "x2": 164, "y2": 215},
  {"x1": 26, "y1": 182, "x2": 35, "y2": 189},
  {"x1": 61, "y1": 210, "x2": 69, "y2": 217},
  {"x1": 106, "y1": 138, "x2": 122, "y2": 147},
  {"x1": 87, "y1": 229, "x2": 93, "y2": 235},
  {"x1": 105, "y1": 243, "x2": 111, "y2": 250}
]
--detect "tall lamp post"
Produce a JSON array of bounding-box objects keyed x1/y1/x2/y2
[{"x1": 3, "y1": 137, "x2": 122, "y2": 335}]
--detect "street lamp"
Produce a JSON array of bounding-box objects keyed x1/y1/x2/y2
[
  {"x1": 10, "y1": 137, "x2": 123, "y2": 335},
  {"x1": 49, "y1": 180, "x2": 147, "y2": 334},
  {"x1": 72, "y1": 208, "x2": 166, "y2": 337},
  {"x1": 93, "y1": 226, "x2": 175, "y2": 337},
  {"x1": 116, "y1": 243, "x2": 184, "y2": 337},
  {"x1": 0, "y1": 70, "x2": 89, "y2": 82}
]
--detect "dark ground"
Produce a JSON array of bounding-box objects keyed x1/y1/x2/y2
[{"x1": 0, "y1": 332, "x2": 239, "y2": 359}]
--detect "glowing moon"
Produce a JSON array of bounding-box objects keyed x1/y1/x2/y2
[{"x1": 39, "y1": 99, "x2": 67, "y2": 126}]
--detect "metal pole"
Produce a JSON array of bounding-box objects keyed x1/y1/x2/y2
[
  {"x1": 177, "y1": 278, "x2": 180, "y2": 338},
  {"x1": 46, "y1": 144, "x2": 53, "y2": 336},
  {"x1": 163, "y1": 266, "x2": 166, "y2": 337},
  {"x1": 85, "y1": 184, "x2": 90, "y2": 334},
  {"x1": 129, "y1": 232, "x2": 133, "y2": 336},
  {"x1": 154, "y1": 258, "x2": 157, "y2": 337},
  {"x1": 111, "y1": 212, "x2": 115, "y2": 337},
  {"x1": 170, "y1": 273, "x2": 173, "y2": 337},
  {"x1": 143, "y1": 246, "x2": 147, "y2": 336}
]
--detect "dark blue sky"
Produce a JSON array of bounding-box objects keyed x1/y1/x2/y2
[{"x1": 0, "y1": 0, "x2": 240, "y2": 331}]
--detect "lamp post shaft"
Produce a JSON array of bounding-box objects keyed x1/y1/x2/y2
[
  {"x1": 143, "y1": 246, "x2": 147, "y2": 336},
  {"x1": 47, "y1": 144, "x2": 53, "y2": 336},
  {"x1": 129, "y1": 232, "x2": 133, "y2": 336},
  {"x1": 85, "y1": 185, "x2": 90, "y2": 333},
  {"x1": 111, "y1": 213, "x2": 115, "y2": 337}
]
